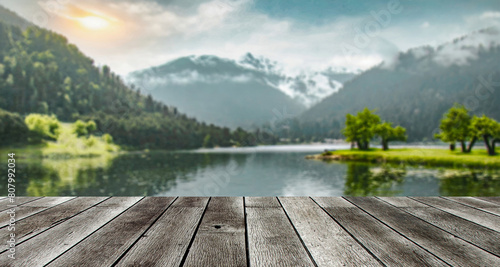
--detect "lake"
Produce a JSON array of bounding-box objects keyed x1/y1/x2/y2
[{"x1": 2, "y1": 145, "x2": 499, "y2": 196}]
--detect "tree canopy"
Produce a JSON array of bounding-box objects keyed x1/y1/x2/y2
[
  {"x1": 374, "y1": 122, "x2": 407, "y2": 150},
  {"x1": 435, "y1": 104, "x2": 472, "y2": 152},
  {"x1": 0, "y1": 108, "x2": 28, "y2": 146},
  {"x1": 0, "y1": 20, "x2": 266, "y2": 149},
  {"x1": 25, "y1": 114, "x2": 61, "y2": 143},
  {"x1": 470, "y1": 115, "x2": 500, "y2": 156},
  {"x1": 435, "y1": 104, "x2": 500, "y2": 155}
]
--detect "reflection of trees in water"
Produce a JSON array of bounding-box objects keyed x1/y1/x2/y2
[
  {"x1": 0, "y1": 155, "x2": 116, "y2": 196},
  {"x1": 438, "y1": 170, "x2": 500, "y2": 196},
  {"x1": 90, "y1": 152, "x2": 242, "y2": 196},
  {"x1": 343, "y1": 163, "x2": 406, "y2": 196},
  {"x1": 3, "y1": 152, "x2": 245, "y2": 196}
]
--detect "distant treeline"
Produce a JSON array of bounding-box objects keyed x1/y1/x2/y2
[{"x1": 0, "y1": 20, "x2": 276, "y2": 149}]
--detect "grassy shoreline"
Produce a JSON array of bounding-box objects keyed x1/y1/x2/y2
[
  {"x1": 1, "y1": 123, "x2": 120, "y2": 159},
  {"x1": 306, "y1": 148, "x2": 500, "y2": 168}
]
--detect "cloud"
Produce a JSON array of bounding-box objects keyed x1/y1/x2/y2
[
  {"x1": 3, "y1": 0, "x2": 500, "y2": 76},
  {"x1": 131, "y1": 70, "x2": 254, "y2": 86},
  {"x1": 481, "y1": 11, "x2": 500, "y2": 19}
]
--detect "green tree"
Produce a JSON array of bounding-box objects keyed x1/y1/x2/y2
[
  {"x1": 470, "y1": 115, "x2": 500, "y2": 156},
  {"x1": 0, "y1": 109, "x2": 29, "y2": 146},
  {"x1": 85, "y1": 120, "x2": 97, "y2": 135},
  {"x1": 435, "y1": 104, "x2": 472, "y2": 152},
  {"x1": 202, "y1": 134, "x2": 213, "y2": 148},
  {"x1": 25, "y1": 114, "x2": 61, "y2": 143},
  {"x1": 342, "y1": 108, "x2": 381, "y2": 150},
  {"x1": 374, "y1": 122, "x2": 407, "y2": 150},
  {"x1": 73, "y1": 120, "x2": 88, "y2": 137},
  {"x1": 73, "y1": 120, "x2": 97, "y2": 137},
  {"x1": 102, "y1": 133, "x2": 113, "y2": 144}
]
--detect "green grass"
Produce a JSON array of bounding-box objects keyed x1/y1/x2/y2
[
  {"x1": 309, "y1": 148, "x2": 500, "y2": 168},
  {"x1": 1, "y1": 123, "x2": 120, "y2": 159}
]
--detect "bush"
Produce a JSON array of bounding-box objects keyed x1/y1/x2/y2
[
  {"x1": 102, "y1": 133, "x2": 113, "y2": 144},
  {"x1": 25, "y1": 114, "x2": 61, "y2": 143},
  {"x1": 0, "y1": 109, "x2": 29, "y2": 146},
  {"x1": 85, "y1": 136, "x2": 96, "y2": 148},
  {"x1": 73, "y1": 120, "x2": 97, "y2": 137}
]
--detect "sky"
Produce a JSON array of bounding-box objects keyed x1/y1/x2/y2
[{"x1": 1, "y1": 0, "x2": 500, "y2": 76}]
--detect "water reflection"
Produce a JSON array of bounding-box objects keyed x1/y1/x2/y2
[
  {"x1": 343, "y1": 163, "x2": 405, "y2": 196},
  {"x1": 438, "y1": 169, "x2": 500, "y2": 196},
  {"x1": 0, "y1": 149, "x2": 498, "y2": 196}
]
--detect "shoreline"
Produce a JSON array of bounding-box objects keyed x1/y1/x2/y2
[{"x1": 306, "y1": 148, "x2": 500, "y2": 169}]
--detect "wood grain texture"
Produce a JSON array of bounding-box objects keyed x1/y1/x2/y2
[
  {"x1": 183, "y1": 197, "x2": 246, "y2": 267},
  {"x1": 0, "y1": 197, "x2": 74, "y2": 227},
  {"x1": 444, "y1": 197, "x2": 500, "y2": 216},
  {"x1": 1, "y1": 197, "x2": 499, "y2": 266},
  {"x1": 246, "y1": 197, "x2": 315, "y2": 267},
  {"x1": 280, "y1": 197, "x2": 381, "y2": 266},
  {"x1": 115, "y1": 197, "x2": 209, "y2": 267},
  {"x1": 0, "y1": 197, "x2": 107, "y2": 251},
  {"x1": 245, "y1": 197, "x2": 281, "y2": 208},
  {"x1": 0, "y1": 197, "x2": 43, "y2": 212},
  {"x1": 346, "y1": 197, "x2": 500, "y2": 266},
  {"x1": 381, "y1": 197, "x2": 500, "y2": 257},
  {"x1": 411, "y1": 197, "x2": 500, "y2": 232},
  {"x1": 313, "y1": 197, "x2": 447, "y2": 266},
  {"x1": 476, "y1": 197, "x2": 500, "y2": 205},
  {"x1": 0, "y1": 197, "x2": 142, "y2": 267},
  {"x1": 47, "y1": 197, "x2": 176, "y2": 267}
]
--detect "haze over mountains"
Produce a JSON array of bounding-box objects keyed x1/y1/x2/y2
[
  {"x1": 2, "y1": 2, "x2": 500, "y2": 144},
  {"x1": 299, "y1": 28, "x2": 500, "y2": 141},
  {"x1": 0, "y1": 5, "x2": 32, "y2": 29},
  {"x1": 129, "y1": 27, "x2": 500, "y2": 140},
  {"x1": 128, "y1": 53, "x2": 357, "y2": 128}
]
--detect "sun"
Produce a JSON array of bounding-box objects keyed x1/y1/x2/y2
[{"x1": 78, "y1": 16, "x2": 110, "y2": 30}]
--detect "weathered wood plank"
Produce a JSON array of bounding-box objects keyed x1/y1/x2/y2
[
  {"x1": 115, "y1": 197, "x2": 209, "y2": 267},
  {"x1": 346, "y1": 197, "x2": 500, "y2": 266},
  {"x1": 411, "y1": 197, "x2": 500, "y2": 232},
  {"x1": 280, "y1": 197, "x2": 381, "y2": 266},
  {"x1": 444, "y1": 197, "x2": 500, "y2": 216},
  {"x1": 0, "y1": 197, "x2": 142, "y2": 267},
  {"x1": 0, "y1": 197, "x2": 74, "y2": 227},
  {"x1": 0, "y1": 197, "x2": 43, "y2": 212},
  {"x1": 246, "y1": 197, "x2": 315, "y2": 267},
  {"x1": 380, "y1": 197, "x2": 500, "y2": 257},
  {"x1": 474, "y1": 197, "x2": 500, "y2": 206},
  {"x1": 0, "y1": 197, "x2": 107, "y2": 251},
  {"x1": 245, "y1": 197, "x2": 281, "y2": 208},
  {"x1": 314, "y1": 197, "x2": 447, "y2": 266},
  {"x1": 47, "y1": 197, "x2": 176, "y2": 267},
  {"x1": 183, "y1": 197, "x2": 246, "y2": 267}
]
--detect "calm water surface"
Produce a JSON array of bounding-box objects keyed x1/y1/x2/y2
[{"x1": 2, "y1": 145, "x2": 499, "y2": 196}]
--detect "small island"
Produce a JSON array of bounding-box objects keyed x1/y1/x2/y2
[
  {"x1": 306, "y1": 148, "x2": 500, "y2": 168},
  {"x1": 307, "y1": 105, "x2": 500, "y2": 168}
]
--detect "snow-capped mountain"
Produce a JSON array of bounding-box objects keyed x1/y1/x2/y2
[{"x1": 127, "y1": 53, "x2": 357, "y2": 128}]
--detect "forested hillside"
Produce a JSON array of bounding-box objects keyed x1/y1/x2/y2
[
  {"x1": 299, "y1": 29, "x2": 500, "y2": 141},
  {"x1": 0, "y1": 6, "x2": 32, "y2": 29},
  {"x1": 0, "y1": 13, "x2": 266, "y2": 149}
]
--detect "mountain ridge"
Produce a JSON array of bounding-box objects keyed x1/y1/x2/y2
[
  {"x1": 298, "y1": 27, "x2": 500, "y2": 141},
  {"x1": 128, "y1": 53, "x2": 357, "y2": 128}
]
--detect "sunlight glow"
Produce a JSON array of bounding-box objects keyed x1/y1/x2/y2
[{"x1": 78, "y1": 16, "x2": 110, "y2": 30}]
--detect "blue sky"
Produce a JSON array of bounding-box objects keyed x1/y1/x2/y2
[{"x1": 2, "y1": 0, "x2": 500, "y2": 75}]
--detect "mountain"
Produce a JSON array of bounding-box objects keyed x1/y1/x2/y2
[
  {"x1": 0, "y1": 6, "x2": 265, "y2": 149},
  {"x1": 128, "y1": 53, "x2": 356, "y2": 129},
  {"x1": 300, "y1": 28, "x2": 500, "y2": 141},
  {"x1": 0, "y1": 6, "x2": 32, "y2": 29}
]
